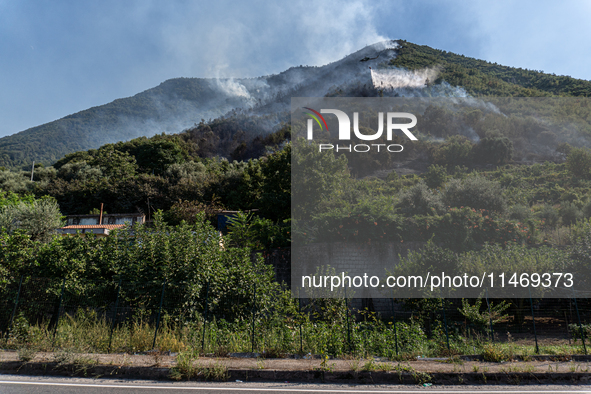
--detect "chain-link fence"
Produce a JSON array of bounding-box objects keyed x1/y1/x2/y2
[{"x1": 2, "y1": 275, "x2": 589, "y2": 357}]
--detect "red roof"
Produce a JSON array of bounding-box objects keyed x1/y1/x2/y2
[{"x1": 61, "y1": 225, "x2": 126, "y2": 230}]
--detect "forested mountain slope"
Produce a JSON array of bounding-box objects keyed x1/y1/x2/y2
[{"x1": 3, "y1": 40, "x2": 590, "y2": 169}]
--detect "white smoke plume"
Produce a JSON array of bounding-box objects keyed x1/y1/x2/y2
[
  {"x1": 215, "y1": 78, "x2": 251, "y2": 99},
  {"x1": 370, "y1": 67, "x2": 440, "y2": 90}
]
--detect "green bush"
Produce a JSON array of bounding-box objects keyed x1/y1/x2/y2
[
  {"x1": 396, "y1": 181, "x2": 444, "y2": 216},
  {"x1": 390, "y1": 242, "x2": 460, "y2": 296},
  {"x1": 537, "y1": 204, "x2": 560, "y2": 228},
  {"x1": 436, "y1": 207, "x2": 481, "y2": 250},
  {"x1": 461, "y1": 243, "x2": 569, "y2": 298},
  {"x1": 583, "y1": 201, "x2": 591, "y2": 219},
  {"x1": 568, "y1": 221, "x2": 591, "y2": 286},
  {"x1": 458, "y1": 298, "x2": 510, "y2": 332},
  {"x1": 432, "y1": 136, "x2": 473, "y2": 166},
  {"x1": 566, "y1": 148, "x2": 591, "y2": 178},
  {"x1": 482, "y1": 343, "x2": 513, "y2": 362},
  {"x1": 443, "y1": 176, "x2": 506, "y2": 213},
  {"x1": 396, "y1": 321, "x2": 428, "y2": 353},
  {"x1": 226, "y1": 211, "x2": 290, "y2": 249},
  {"x1": 423, "y1": 164, "x2": 448, "y2": 189},
  {"x1": 560, "y1": 201, "x2": 582, "y2": 226},
  {"x1": 472, "y1": 137, "x2": 513, "y2": 165},
  {"x1": 508, "y1": 204, "x2": 533, "y2": 222}
]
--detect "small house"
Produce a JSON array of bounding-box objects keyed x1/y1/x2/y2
[{"x1": 58, "y1": 213, "x2": 145, "y2": 237}]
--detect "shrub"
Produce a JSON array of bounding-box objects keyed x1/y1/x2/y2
[
  {"x1": 472, "y1": 137, "x2": 513, "y2": 165},
  {"x1": 436, "y1": 207, "x2": 481, "y2": 250},
  {"x1": 471, "y1": 215, "x2": 530, "y2": 245},
  {"x1": 17, "y1": 347, "x2": 37, "y2": 362},
  {"x1": 226, "y1": 211, "x2": 290, "y2": 249},
  {"x1": 396, "y1": 181, "x2": 444, "y2": 216},
  {"x1": 582, "y1": 201, "x2": 591, "y2": 219},
  {"x1": 482, "y1": 343, "x2": 513, "y2": 362},
  {"x1": 170, "y1": 351, "x2": 199, "y2": 380},
  {"x1": 556, "y1": 142, "x2": 573, "y2": 156},
  {"x1": 560, "y1": 201, "x2": 583, "y2": 226},
  {"x1": 423, "y1": 164, "x2": 448, "y2": 189},
  {"x1": 165, "y1": 199, "x2": 224, "y2": 227},
  {"x1": 458, "y1": 298, "x2": 510, "y2": 331},
  {"x1": 432, "y1": 136, "x2": 474, "y2": 166},
  {"x1": 390, "y1": 242, "x2": 460, "y2": 295},
  {"x1": 568, "y1": 221, "x2": 591, "y2": 286},
  {"x1": 537, "y1": 204, "x2": 559, "y2": 228},
  {"x1": 397, "y1": 322, "x2": 428, "y2": 353},
  {"x1": 443, "y1": 177, "x2": 506, "y2": 213},
  {"x1": 566, "y1": 148, "x2": 591, "y2": 178},
  {"x1": 508, "y1": 204, "x2": 533, "y2": 222}
]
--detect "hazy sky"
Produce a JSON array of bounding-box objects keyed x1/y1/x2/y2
[{"x1": 1, "y1": 0, "x2": 590, "y2": 137}]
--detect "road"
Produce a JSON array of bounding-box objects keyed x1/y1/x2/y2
[{"x1": 0, "y1": 376, "x2": 590, "y2": 394}]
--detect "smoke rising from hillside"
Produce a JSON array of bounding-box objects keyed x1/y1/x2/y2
[
  {"x1": 215, "y1": 78, "x2": 251, "y2": 99},
  {"x1": 370, "y1": 67, "x2": 439, "y2": 89}
]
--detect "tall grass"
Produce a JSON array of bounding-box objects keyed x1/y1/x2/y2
[{"x1": 2, "y1": 307, "x2": 584, "y2": 359}]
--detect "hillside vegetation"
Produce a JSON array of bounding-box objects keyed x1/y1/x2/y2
[
  {"x1": 1, "y1": 41, "x2": 591, "y2": 225},
  {"x1": 390, "y1": 40, "x2": 591, "y2": 97},
  {"x1": 2, "y1": 42, "x2": 591, "y2": 359},
  {"x1": 0, "y1": 78, "x2": 251, "y2": 168},
  {"x1": 3, "y1": 39, "x2": 591, "y2": 169}
]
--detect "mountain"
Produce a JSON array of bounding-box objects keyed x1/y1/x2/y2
[
  {"x1": 1, "y1": 39, "x2": 591, "y2": 169},
  {"x1": 0, "y1": 77, "x2": 257, "y2": 169}
]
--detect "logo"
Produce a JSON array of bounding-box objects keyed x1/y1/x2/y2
[
  {"x1": 303, "y1": 107, "x2": 329, "y2": 135},
  {"x1": 303, "y1": 108, "x2": 418, "y2": 153}
]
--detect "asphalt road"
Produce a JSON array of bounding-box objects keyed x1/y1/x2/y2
[{"x1": 1, "y1": 376, "x2": 591, "y2": 394}]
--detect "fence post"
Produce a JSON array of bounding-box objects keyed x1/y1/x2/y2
[
  {"x1": 441, "y1": 299, "x2": 451, "y2": 354},
  {"x1": 298, "y1": 297, "x2": 303, "y2": 354},
  {"x1": 390, "y1": 298, "x2": 399, "y2": 356},
  {"x1": 251, "y1": 284, "x2": 256, "y2": 353},
  {"x1": 565, "y1": 311, "x2": 571, "y2": 345},
  {"x1": 528, "y1": 287, "x2": 539, "y2": 354},
  {"x1": 345, "y1": 287, "x2": 352, "y2": 354},
  {"x1": 573, "y1": 295, "x2": 587, "y2": 355},
  {"x1": 6, "y1": 275, "x2": 24, "y2": 338},
  {"x1": 108, "y1": 278, "x2": 122, "y2": 353},
  {"x1": 485, "y1": 288, "x2": 494, "y2": 342},
  {"x1": 201, "y1": 280, "x2": 209, "y2": 352},
  {"x1": 53, "y1": 278, "x2": 66, "y2": 339},
  {"x1": 152, "y1": 280, "x2": 166, "y2": 350}
]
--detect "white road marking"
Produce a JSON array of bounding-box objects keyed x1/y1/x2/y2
[{"x1": 0, "y1": 381, "x2": 590, "y2": 393}]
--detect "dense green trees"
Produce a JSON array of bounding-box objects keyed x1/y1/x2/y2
[
  {"x1": 1, "y1": 133, "x2": 285, "y2": 219},
  {"x1": 291, "y1": 138, "x2": 349, "y2": 220},
  {"x1": 1, "y1": 129, "x2": 589, "y2": 255},
  {"x1": 0, "y1": 213, "x2": 280, "y2": 322},
  {"x1": 259, "y1": 144, "x2": 291, "y2": 221},
  {"x1": 0, "y1": 191, "x2": 35, "y2": 207},
  {"x1": 429, "y1": 133, "x2": 516, "y2": 168}
]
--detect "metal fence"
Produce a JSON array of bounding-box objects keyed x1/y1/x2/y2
[{"x1": 1, "y1": 276, "x2": 589, "y2": 357}]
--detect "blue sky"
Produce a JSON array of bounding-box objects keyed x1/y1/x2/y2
[{"x1": 0, "y1": 0, "x2": 590, "y2": 137}]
